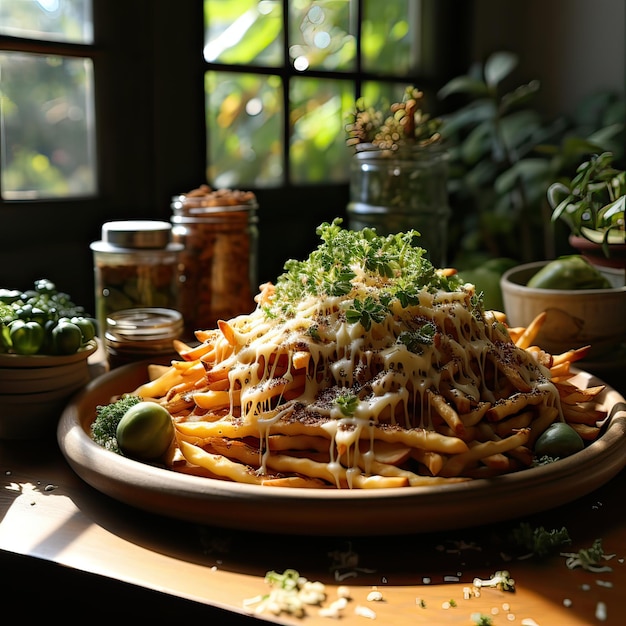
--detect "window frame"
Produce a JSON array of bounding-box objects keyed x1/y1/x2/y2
[
  {"x1": 0, "y1": 1, "x2": 204, "y2": 309},
  {"x1": 204, "y1": 0, "x2": 470, "y2": 188},
  {"x1": 0, "y1": 0, "x2": 471, "y2": 310},
  {"x1": 201, "y1": 0, "x2": 471, "y2": 280}
]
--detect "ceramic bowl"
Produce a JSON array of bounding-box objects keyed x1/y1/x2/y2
[
  {"x1": 0, "y1": 341, "x2": 97, "y2": 440},
  {"x1": 500, "y1": 261, "x2": 626, "y2": 359}
]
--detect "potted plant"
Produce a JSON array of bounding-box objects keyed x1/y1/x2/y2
[
  {"x1": 547, "y1": 151, "x2": 625, "y2": 283},
  {"x1": 499, "y1": 153, "x2": 626, "y2": 363}
]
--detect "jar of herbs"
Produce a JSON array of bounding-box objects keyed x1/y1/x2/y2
[
  {"x1": 170, "y1": 185, "x2": 259, "y2": 337},
  {"x1": 90, "y1": 220, "x2": 183, "y2": 340},
  {"x1": 347, "y1": 143, "x2": 451, "y2": 267}
]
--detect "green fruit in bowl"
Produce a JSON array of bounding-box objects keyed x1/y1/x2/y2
[{"x1": 526, "y1": 255, "x2": 611, "y2": 290}]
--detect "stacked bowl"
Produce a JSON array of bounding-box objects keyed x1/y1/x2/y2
[{"x1": 0, "y1": 341, "x2": 97, "y2": 440}]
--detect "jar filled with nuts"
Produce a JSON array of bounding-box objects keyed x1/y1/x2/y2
[
  {"x1": 90, "y1": 220, "x2": 183, "y2": 340},
  {"x1": 170, "y1": 185, "x2": 259, "y2": 337}
]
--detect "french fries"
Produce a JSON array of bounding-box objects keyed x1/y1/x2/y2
[{"x1": 126, "y1": 299, "x2": 608, "y2": 489}]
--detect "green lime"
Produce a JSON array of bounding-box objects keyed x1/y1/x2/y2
[
  {"x1": 534, "y1": 422, "x2": 584, "y2": 458},
  {"x1": 116, "y1": 401, "x2": 174, "y2": 460}
]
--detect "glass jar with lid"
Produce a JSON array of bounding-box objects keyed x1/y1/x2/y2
[
  {"x1": 90, "y1": 220, "x2": 183, "y2": 339},
  {"x1": 105, "y1": 307, "x2": 183, "y2": 369},
  {"x1": 170, "y1": 185, "x2": 259, "y2": 337},
  {"x1": 347, "y1": 143, "x2": 451, "y2": 267}
]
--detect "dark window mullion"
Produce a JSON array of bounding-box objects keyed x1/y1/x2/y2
[
  {"x1": 282, "y1": 0, "x2": 291, "y2": 185},
  {"x1": 354, "y1": 0, "x2": 363, "y2": 99}
]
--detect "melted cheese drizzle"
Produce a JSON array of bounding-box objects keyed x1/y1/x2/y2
[{"x1": 200, "y1": 272, "x2": 560, "y2": 486}]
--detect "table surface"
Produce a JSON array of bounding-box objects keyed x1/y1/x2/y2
[{"x1": 2, "y1": 357, "x2": 626, "y2": 625}]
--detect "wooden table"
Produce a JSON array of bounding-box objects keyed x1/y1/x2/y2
[{"x1": 2, "y1": 363, "x2": 625, "y2": 625}]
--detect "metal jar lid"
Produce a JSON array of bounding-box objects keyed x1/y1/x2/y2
[
  {"x1": 101, "y1": 220, "x2": 173, "y2": 249},
  {"x1": 105, "y1": 307, "x2": 184, "y2": 343}
]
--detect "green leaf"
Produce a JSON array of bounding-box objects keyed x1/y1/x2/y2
[
  {"x1": 557, "y1": 136, "x2": 607, "y2": 163},
  {"x1": 438, "y1": 75, "x2": 489, "y2": 100},
  {"x1": 499, "y1": 109, "x2": 542, "y2": 150},
  {"x1": 587, "y1": 123, "x2": 624, "y2": 149},
  {"x1": 397, "y1": 322, "x2": 436, "y2": 353},
  {"x1": 336, "y1": 393, "x2": 358, "y2": 417},
  {"x1": 441, "y1": 100, "x2": 496, "y2": 136},
  {"x1": 460, "y1": 121, "x2": 495, "y2": 164},
  {"x1": 465, "y1": 159, "x2": 500, "y2": 189},
  {"x1": 499, "y1": 79, "x2": 541, "y2": 114},
  {"x1": 484, "y1": 51, "x2": 518, "y2": 87},
  {"x1": 572, "y1": 90, "x2": 619, "y2": 126},
  {"x1": 598, "y1": 195, "x2": 625, "y2": 222},
  {"x1": 494, "y1": 158, "x2": 551, "y2": 195},
  {"x1": 547, "y1": 181, "x2": 571, "y2": 210}
]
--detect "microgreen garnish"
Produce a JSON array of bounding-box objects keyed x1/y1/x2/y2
[
  {"x1": 336, "y1": 393, "x2": 359, "y2": 417},
  {"x1": 306, "y1": 324, "x2": 320, "y2": 341},
  {"x1": 470, "y1": 292, "x2": 484, "y2": 310},
  {"x1": 269, "y1": 218, "x2": 464, "y2": 319},
  {"x1": 561, "y1": 538, "x2": 615, "y2": 572},
  {"x1": 345, "y1": 296, "x2": 388, "y2": 330},
  {"x1": 472, "y1": 570, "x2": 515, "y2": 592},
  {"x1": 397, "y1": 322, "x2": 436, "y2": 353},
  {"x1": 509, "y1": 522, "x2": 571, "y2": 558}
]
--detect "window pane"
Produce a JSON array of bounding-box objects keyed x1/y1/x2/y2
[
  {"x1": 290, "y1": 77, "x2": 352, "y2": 183},
  {"x1": 206, "y1": 71, "x2": 283, "y2": 188},
  {"x1": 0, "y1": 0, "x2": 93, "y2": 44},
  {"x1": 362, "y1": 0, "x2": 419, "y2": 74},
  {"x1": 288, "y1": 0, "x2": 356, "y2": 72},
  {"x1": 0, "y1": 52, "x2": 96, "y2": 199},
  {"x1": 204, "y1": 0, "x2": 283, "y2": 66}
]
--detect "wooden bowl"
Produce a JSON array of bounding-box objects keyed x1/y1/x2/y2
[{"x1": 0, "y1": 341, "x2": 97, "y2": 440}]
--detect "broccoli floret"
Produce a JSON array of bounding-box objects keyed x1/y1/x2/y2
[{"x1": 91, "y1": 394, "x2": 142, "y2": 454}]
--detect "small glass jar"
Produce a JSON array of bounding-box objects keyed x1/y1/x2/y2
[
  {"x1": 91, "y1": 220, "x2": 183, "y2": 339},
  {"x1": 171, "y1": 187, "x2": 258, "y2": 336},
  {"x1": 105, "y1": 307, "x2": 183, "y2": 369},
  {"x1": 347, "y1": 143, "x2": 451, "y2": 267}
]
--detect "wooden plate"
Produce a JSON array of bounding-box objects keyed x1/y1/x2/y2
[{"x1": 57, "y1": 363, "x2": 626, "y2": 536}]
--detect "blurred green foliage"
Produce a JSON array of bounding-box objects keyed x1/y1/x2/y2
[
  {"x1": 438, "y1": 51, "x2": 625, "y2": 269},
  {"x1": 0, "y1": 1, "x2": 94, "y2": 198}
]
